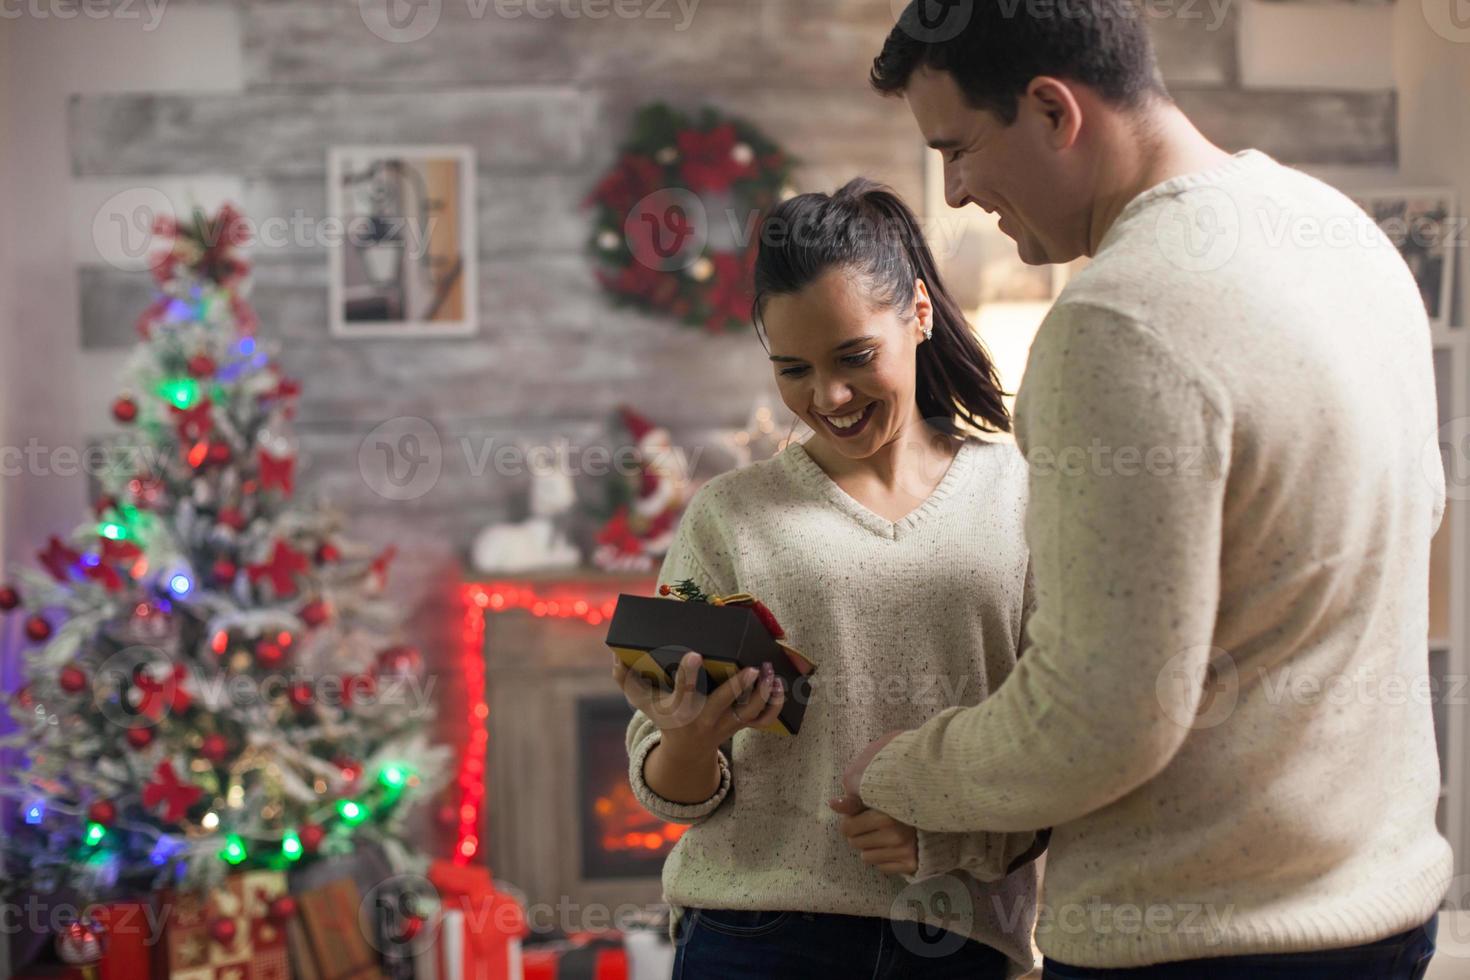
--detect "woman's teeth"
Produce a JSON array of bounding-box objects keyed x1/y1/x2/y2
[{"x1": 820, "y1": 403, "x2": 876, "y2": 436}]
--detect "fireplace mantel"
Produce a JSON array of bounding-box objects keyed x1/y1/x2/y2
[{"x1": 467, "y1": 569, "x2": 668, "y2": 927}]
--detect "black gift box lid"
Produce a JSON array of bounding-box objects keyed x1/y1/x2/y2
[{"x1": 605, "y1": 593, "x2": 816, "y2": 735}]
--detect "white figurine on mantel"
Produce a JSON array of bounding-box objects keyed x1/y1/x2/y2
[{"x1": 470, "y1": 466, "x2": 580, "y2": 574}]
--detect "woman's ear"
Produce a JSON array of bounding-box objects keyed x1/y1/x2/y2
[{"x1": 913, "y1": 278, "x2": 934, "y2": 342}]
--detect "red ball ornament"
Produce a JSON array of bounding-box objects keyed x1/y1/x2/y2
[
  {"x1": 315, "y1": 542, "x2": 340, "y2": 564},
  {"x1": 26, "y1": 616, "x2": 52, "y2": 642},
  {"x1": 212, "y1": 559, "x2": 237, "y2": 583},
  {"x1": 268, "y1": 896, "x2": 297, "y2": 921},
  {"x1": 336, "y1": 757, "x2": 362, "y2": 786},
  {"x1": 59, "y1": 665, "x2": 87, "y2": 694},
  {"x1": 0, "y1": 585, "x2": 19, "y2": 611},
  {"x1": 376, "y1": 645, "x2": 422, "y2": 679},
  {"x1": 299, "y1": 822, "x2": 325, "y2": 853},
  {"x1": 16, "y1": 684, "x2": 34, "y2": 709},
  {"x1": 200, "y1": 734, "x2": 230, "y2": 764},
  {"x1": 87, "y1": 801, "x2": 117, "y2": 826},
  {"x1": 112, "y1": 396, "x2": 138, "y2": 424},
  {"x1": 207, "y1": 917, "x2": 237, "y2": 947},
  {"x1": 187, "y1": 353, "x2": 217, "y2": 378},
  {"x1": 125, "y1": 726, "x2": 155, "y2": 750},
  {"x1": 289, "y1": 681, "x2": 315, "y2": 709},
  {"x1": 256, "y1": 641, "x2": 285, "y2": 668},
  {"x1": 206, "y1": 442, "x2": 232, "y2": 465},
  {"x1": 299, "y1": 599, "x2": 329, "y2": 628},
  {"x1": 217, "y1": 507, "x2": 246, "y2": 531}
]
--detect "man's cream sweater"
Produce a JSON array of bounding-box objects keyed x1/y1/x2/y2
[
  {"x1": 625, "y1": 436, "x2": 1044, "y2": 977},
  {"x1": 859, "y1": 148, "x2": 1454, "y2": 968}
]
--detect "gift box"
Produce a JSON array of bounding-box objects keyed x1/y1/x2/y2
[
  {"x1": 154, "y1": 871, "x2": 293, "y2": 980},
  {"x1": 293, "y1": 877, "x2": 382, "y2": 980},
  {"x1": 419, "y1": 861, "x2": 526, "y2": 980},
  {"x1": 604, "y1": 582, "x2": 817, "y2": 735},
  {"x1": 521, "y1": 934, "x2": 625, "y2": 980},
  {"x1": 95, "y1": 900, "x2": 156, "y2": 980}
]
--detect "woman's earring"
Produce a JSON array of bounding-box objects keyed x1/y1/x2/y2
[{"x1": 922, "y1": 322, "x2": 933, "y2": 341}]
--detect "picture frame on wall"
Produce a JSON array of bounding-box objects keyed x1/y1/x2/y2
[
  {"x1": 327, "y1": 145, "x2": 478, "y2": 337},
  {"x1": 1349, "y1": 188, "x2": 1458, "y2": 330}
]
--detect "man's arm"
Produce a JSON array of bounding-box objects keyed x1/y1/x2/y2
[{"x1": 859, "y1": 303, "x2": 1233, "y2": 832}]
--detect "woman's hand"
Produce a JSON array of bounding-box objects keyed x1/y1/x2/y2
[
  {"x1": 828, "y1": 795, "x2": 919, "y2": 876},
  {"x1": 614, "y1": 650, "x2": 786, "y2": 758}
]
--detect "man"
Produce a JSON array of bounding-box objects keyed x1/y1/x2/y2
[{"x1": 836, "y1": 1, "x2": 1452, "y2": 976}]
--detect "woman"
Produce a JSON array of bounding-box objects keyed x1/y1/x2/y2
[{"x1": 614, "y1": 179, "x2": 1042, "y2": 979}]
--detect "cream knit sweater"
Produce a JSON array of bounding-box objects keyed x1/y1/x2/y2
[
  {"x1": 625, "y1": 435, "x2": 1044, "y2": 977},
  {"x1": 859, "y1": 149, "x2": 1454, "y2": 968}
]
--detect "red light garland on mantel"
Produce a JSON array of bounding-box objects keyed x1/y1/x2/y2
[{"x1": 455, "y1": 579, "x2": 650, "y2": 865}]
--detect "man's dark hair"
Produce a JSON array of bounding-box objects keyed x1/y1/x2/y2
[{"x1": 871, "y1": 0, "x2": 1168, "y2": 124}]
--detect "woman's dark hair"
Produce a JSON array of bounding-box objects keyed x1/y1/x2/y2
[
  {"x1": 752, "y1": 178, "x2": 1011, "y2": 436},
  {"x1": 870, "y1": 0, "x2": 1167, "y2": 125}
]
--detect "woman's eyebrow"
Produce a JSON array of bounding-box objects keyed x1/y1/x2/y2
[{"x1": 769, "y1": 336, "x2": 878, "y2": 363}]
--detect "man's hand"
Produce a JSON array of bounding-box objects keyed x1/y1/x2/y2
[{"x1": 828, "y1": 794, "x2": 918, "y2": 875}]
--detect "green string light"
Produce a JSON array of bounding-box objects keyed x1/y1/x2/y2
[
  {"x1": 379, "y1": 765, "x2": 408, "y2": 790},
  {"x1": 98, "y1": 522, "x2": 129, "y2": 541},
  {"x1": 156, "y1": 377, "x2": 200, "y2": 411},
  {"x1": 281, "y1": 830, "x2": 303, "y2": 861},
  {"x1": 337, "y1": 799, "x2": 367, "y2": 825},
  {"x1": 220, "y1": 834, "x2": 248, "y2": 865},
  {"x1": 83, "y1": 822, "x2": 107, "y2": 847}
]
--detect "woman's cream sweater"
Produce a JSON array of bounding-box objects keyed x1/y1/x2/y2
[{"x1": 625, "y1": 434, "x2": 1043, "y2": 978}]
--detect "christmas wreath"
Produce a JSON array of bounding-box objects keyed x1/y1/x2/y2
[{"x1": 585, "y1": 103, "x2": 796, "y2": 333}]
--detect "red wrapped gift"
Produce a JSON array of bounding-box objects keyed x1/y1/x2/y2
[
  {"x1": 423, "y1": 861, "x2": 526, "y2": 980},
  {"x1": 520, "y1": 934, "x2": 626, "y2": 980},
  {"x1": 95, "y1": 900, "x2": 157, "y2": 980}
]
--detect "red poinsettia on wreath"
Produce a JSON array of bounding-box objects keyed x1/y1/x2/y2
[{"x1": 586, "y1": 102, "x2": 795, "y2": 333}]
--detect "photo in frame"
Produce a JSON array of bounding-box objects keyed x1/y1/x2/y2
[
  {"x1": 328, "y1": 144, "x2": 477, "y2": 337},
  {"x1": 1349, "y1": 187, "x2": 1458, "y2": 329}
]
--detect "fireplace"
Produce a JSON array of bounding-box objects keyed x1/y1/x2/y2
[
  {"x1": 470, "y1": 572, "x2": 669, "y2": 920},
  {"x1": 578, "y1": 695, "x2": 686, "y2": 879}
]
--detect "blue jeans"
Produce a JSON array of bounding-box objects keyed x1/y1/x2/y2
[
  {"x1": 1042, "y1": 913, "x2": 1438, "y2": 979},
  {"x1": 672, "y1": 906, "x2": 1014, "y2": 979}
]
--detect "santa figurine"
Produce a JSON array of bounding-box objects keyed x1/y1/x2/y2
[{"x1": 593, "y1": 407, "x2": 687, "y2": 572}]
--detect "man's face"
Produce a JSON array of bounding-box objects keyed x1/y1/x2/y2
[{"x1": 905, "y1": 65, "x2": 1080, "y2": 265}]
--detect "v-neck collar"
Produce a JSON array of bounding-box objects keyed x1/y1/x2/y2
[{"x1": 780, "y1": 436, "x2": 980, "y2": 540}]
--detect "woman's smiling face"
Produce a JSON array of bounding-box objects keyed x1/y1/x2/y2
[{"x1": 761, "y1": 267, "x2": 931, "y2": 460}]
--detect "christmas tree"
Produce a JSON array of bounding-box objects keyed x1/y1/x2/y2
[{"x1": 0, "y1": 204, "x2": 450, "y2": 904}]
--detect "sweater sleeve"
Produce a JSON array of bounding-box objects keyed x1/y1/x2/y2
[
  {"x1": 859, "y1": 302, "x2": 1233, "y2": 832},
  {"x1": 908, "y1": 827, "x2": 1047, "y2": 884},
  {"x1": 624, "y1": 486, "x2": 740, "y2": 825}
]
